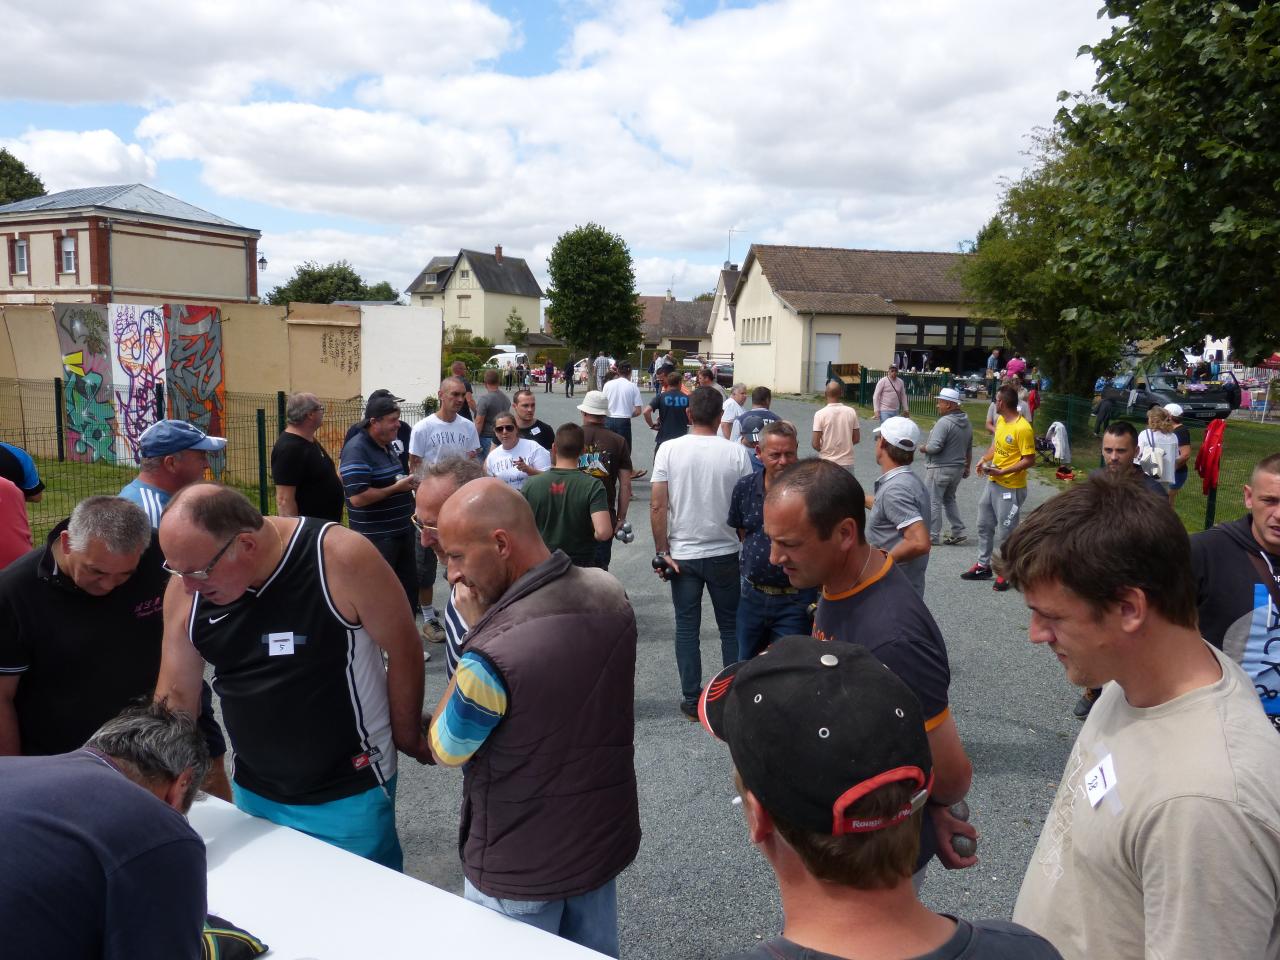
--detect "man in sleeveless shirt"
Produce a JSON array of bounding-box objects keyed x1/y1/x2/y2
[{"x1": 155, "y1": 484, "x2": 430, "y2": 870}]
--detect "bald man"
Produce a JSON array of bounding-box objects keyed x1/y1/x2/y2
[
  {"x1": 428, "y1": 479, "x2": 640, "y2": 957},
  {"x1": 154, "y1": 483, "x2": 429, "y2": 870}
]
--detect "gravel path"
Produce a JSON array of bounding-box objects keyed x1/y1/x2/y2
[{"x1": 393, "y1": 388, "x2": 1077, "y2": 959}]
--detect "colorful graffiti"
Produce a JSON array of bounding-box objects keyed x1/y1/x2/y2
[
  {"x1": 109, "y1": 303, "x2": 167, "y2": 464},
  {"x1": 164, "y1": 304, "x2": 226, "y2": 477},
  {"x1": 55, "y1": 304, "x2": 117, "y2": 463}
]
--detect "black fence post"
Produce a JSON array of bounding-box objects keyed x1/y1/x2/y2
[
  {"x1": 859, "y1": 367, "x2": 868, "y2": 405},
  {"x1": 256, "y1": 409, "x2": 269, "y2": 515},
  {"x1": 276, "y1": 391, "x2": 287, "y2": 436},
  {"x1": 154, "y1": 381, "x2": 165, "y2": 421},
  {"x1": 53, "y1": 377, "x2": 65, "y2": 462},
  {"x1": 1204, "y1": 486, "x2": 1218, "y2": 531}
]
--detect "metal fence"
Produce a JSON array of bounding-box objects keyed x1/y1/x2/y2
[{"x1": 0, "y1": 377, "x2": 436, "y2": 543}]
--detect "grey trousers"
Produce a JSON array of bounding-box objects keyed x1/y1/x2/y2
[
  {"x1": 926, "y1": 465, "x2": 965, "y2": 539},
  {"x1": 977, "y1": 480, "x2": 1027, "y2": 567}
]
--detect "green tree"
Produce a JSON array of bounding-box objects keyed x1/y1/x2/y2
[
  {"x1": 960, "y1": 132, "x2": 1126, "y2": 395},
  {"x1": 0, "y1": 149, "x2": 46, "y2": 205},
  {"x1": 1053, "y1": 0, "x2": 1280, "y2": 363},
  {"x1": 266, "y1": 260, "x2": 399, "y2": 305},
  {"x1": 504, "y1": 307, "x2": 528, "y2": 344},
  {"x1": 693, "y1": 291, "x2": 715, "y2": 302},
  {"x1": 546, "y1": 223, "x2": 644, "y2": 388}
]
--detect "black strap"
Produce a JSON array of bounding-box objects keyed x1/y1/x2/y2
[{"x1": 1247, "y1": 552, "x2": 1280, "y2": 611}]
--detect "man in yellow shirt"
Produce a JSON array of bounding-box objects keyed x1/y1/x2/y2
[{"x1": 961, "y1": 385, "x2": 1035, "y2": 591}]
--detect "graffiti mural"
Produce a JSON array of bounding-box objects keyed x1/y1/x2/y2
[
  {"x1": 109, "y1": 303, "x2": 167, "y2": 464},
  {"x1": 165, "y1": 304, "x2": 226, "y2": 477},
  {"x1": 55, "y1": 304, "x2": 117, "y2": 463}
]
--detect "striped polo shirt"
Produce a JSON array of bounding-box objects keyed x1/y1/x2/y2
[{"x1": 339, "y1": 430, "x2": 414, "y2": 539}]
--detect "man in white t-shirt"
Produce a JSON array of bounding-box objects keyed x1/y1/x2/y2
[
  {"x1": 406, "y1": 376, "x2": 480, "y2": 640},
  {"x1": 650, "y1": 386, "x2": 753, "y2": 720},
  {"x1": 602, "y1": 362, "x2": 643, "y2": 453},
  {"x1": 811, "y1": 381, "x2": 860, "y2": 471},
  {"x1": 720, "y1": 383, "x2": 748, "y2": 441},
  {"x1": 1002, "y1": 472, "x2": 1280, "y2": 960}
]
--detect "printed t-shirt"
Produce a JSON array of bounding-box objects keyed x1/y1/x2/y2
[
  {"x1": 990, "y1": 414, "x2": 1035, "y2": 489},
  {"x1": 522, "y1": 468, "x2": 608, "y2": 566},
  {"x1": 737, "y1": 408, "x2": 781, "y2": 444},
  {"x1": 813, "y1": 402, "x2": 860, "y2": 466},
  {"x1": 650, "y1": 390, "x2": 691, "y2": 445},
  {"x1": 339, "y1": 430, "x2": 414, "y2": 539},
  {"x1": 1014, "y1": 646, "x2": 1280, "y2": 960},
  {"x1": 408, "y1": 413, "x2": 480, "y2": 465},
  {"x1": 270, "y1": 431, "x2": 345, "y2": 522},
  {"x1": 728, "y1": 919, "x2": 1063, "y2": 960},
  {"x1": 580, "y1": 424, "x2": 633, "y2": 520},
  {"x1": 484, "y1": 438, "x2": 551, "y2": 492},
  {"x1": 812, "y1": 554, "x2": 951, "y2": 868},
  {"x1": 652, "y1": 433, "x2": 753, "y2": 560}
]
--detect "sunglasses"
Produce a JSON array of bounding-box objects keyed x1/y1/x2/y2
[
  {"x1": 494, "y1": 424, "x2": 517, "y2": 433},
  {"x1": 162, "y1": 532, "x2": 240, "y2": 581}
]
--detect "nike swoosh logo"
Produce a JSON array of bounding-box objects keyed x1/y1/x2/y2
[{"x1": 208, "y1": 614, "x2": 230, "y2": 624}]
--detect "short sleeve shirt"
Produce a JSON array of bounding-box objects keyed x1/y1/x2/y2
[
  {"x1": 474, "y1": 389, "x2": 511, "y2": 438},
  {"x1": 650, "y1": 390, "x2": 690, "y2": 445},
  {"x1": 580, "y1": 424, "x2": 633, "y2": 519},
  {"x1": 991, "y1": 415, "x2": 1036, "y2": 489},
  {"x1": 339, "y1": 430, "x2": 414, "y2": 539},
  {"x1": 0, "y1": 442, "x2": 42, "y2": 497},
  {"x1": 0, "y1": 477, "x2": 30, "y2": 570},
  {"x1": 409, "y1": 414, "x2": 481, "y2": 465},
  {"x1": 521, "y1": 468, "x2": 608, "y2": 566},
  {"x1": 118, "y1": 477, "x2": 170, "y2": 529},
  {"x1": 728, "y1": 919, "x2": 1062, "y2": 960},
  {"x1": 269, "y1": 432, "x2": 345, "y2": 523},
  {"x1": 812, "y1": 403, "x2": 860, "y2": 466},
  {"x1": 866, "y1": 466, "x2": 931, "y2": 595},
  {"x1": 518, "y1": 419, "x2": 555, "y2": 451},
  {"x1": 603, "y1": 378, "x2": 642, "y2": 417},
  {"x1": 484, "y1": 438, "x2": 551, "y2": 492},
  {"x1": 737, "y1": 408, "x2": 781, "y2": 444},
  {"x1": 728, "y1": 471, "x2": 789, "y2": 587}
]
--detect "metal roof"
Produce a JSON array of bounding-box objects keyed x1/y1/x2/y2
[{"x1": 0, "y1": 184, "x2": 254, "y2": 232}]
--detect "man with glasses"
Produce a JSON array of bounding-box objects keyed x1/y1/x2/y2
[
  {"x1": 155, "y1": 483, "x2": 430, "y2": 869},
  {"x1": 271, "y1": 392, "x2": 343, "y2": 523}
]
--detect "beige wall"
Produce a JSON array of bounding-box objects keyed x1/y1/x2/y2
[
  {"x1": 709, "y1": 279, "x2": 735, "y2": 356},
  {"x1": 111, "y1": 228, "x2": 250, "y2": 301},
  {"x1": 287, "y1": 304, "x2": 362, "y2": 398},
  {"x1": 731, "y1": 260, "x2": 790, "y2": 390},
  {"x1": 811, "y1": 314, "x2": 897, "y2": 367},
  {"x1": 221, "y1": 303, "x2": 290, "y2": 394},
  {"x1": 1, "y1": 305, "x2": 62, "y2": 379},
  {"x1": 895, "y1": 300, "x2": 975, "y2": 319},
  {"x1": 479, "y1": 291, "x2": 539, "y2": 344}
]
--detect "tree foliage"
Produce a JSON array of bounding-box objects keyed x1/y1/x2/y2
[
  {"x1": 504, "y1": 307, "x2": 528, "y2": 344},
  {"x1": 1052, "y1": 0, "x2": 1280, "y2": 363},
  {"x1": 0, "y1": 149, "x2": 46, "y2": 205},
  {"x1": 266, "y1": 260, "x2": 400, "y2": 305},
  {"x1": 546, "y1": 223, "x2": 644, "y2": 386},
  {"x1": 960, "y1": 132, "x2": 1126, "y2": 395}
]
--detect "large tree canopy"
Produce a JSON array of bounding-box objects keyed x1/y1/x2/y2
[
  {"x1": 266, "y1": 260, "x2": 399, "y2": 305},
  {"x1": 1053, "y1": 0, "x2": 1280, "y2": 363},
  {"x1": 546, "y1": 223, "x2": 644, "y2": 387},
  {"x1": 0, "y1": 149, "x2": 46, "y2": 205}
]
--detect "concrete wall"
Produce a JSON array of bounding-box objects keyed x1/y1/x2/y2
[
  {"x1": 811, "y1": 314, "x2": 897, "y2": 368},
  {"x1": 286, "y1": 303, "x2": 362, "y2": 399},
  {"x1": 111, "y1": 227, "x2": 250, "y2": 301},
  {"x1": 1, "y1": 305, "x2": 62, "y2": 379},
  {"x1": 221, "y1": 303, "x2": 290, "y2": 394},
  {"x1": 731, "y1": 260, "x2": 788, "y2": 391},
  {"x1": 479, "y1": 291, "x2": 539, "y2": 344},
  {"x1": 360, "y1": 305, "x2": 442, "y2": 405}
]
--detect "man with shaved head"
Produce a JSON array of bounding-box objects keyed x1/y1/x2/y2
[
  {"x1": 428, "y1": 478, "x2": 639, "y2": 957},
  {"x1": 155, "y1": 483, "x2": 429, "y2": 870}
]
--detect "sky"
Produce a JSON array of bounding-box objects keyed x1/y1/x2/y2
[{"x1": 0, "y1": 0, "x2": 1112, "y2": 305}]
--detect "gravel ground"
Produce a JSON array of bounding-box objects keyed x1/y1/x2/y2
[{"x1": 388, "y1": 388, "x2": 1079, "y2": 959}]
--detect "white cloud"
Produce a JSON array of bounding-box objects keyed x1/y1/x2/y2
[{"x1": 0, "y1": 129, "x2": 156, "y2": 191}]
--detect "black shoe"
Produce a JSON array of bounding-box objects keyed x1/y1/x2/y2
[
  {"x1": 679, "y1": 700, "x2": 699, "y2": 722},
  {"x1": 993, "y1": 576, "x2": 1011, "y2": 592},
  {"x1": 1073, "y1": 688, "x2": 1100, "y2": 719},
  {"x1": 960, "y1": 563, "x2": 993, "y2": 581}
]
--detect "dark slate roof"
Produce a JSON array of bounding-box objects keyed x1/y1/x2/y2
[
  {"x1": 638, "y1": 295, "x2": 666, "y2": 343},
  {"x1": 0, "y1": 184, "x2": 253, "y2": 231},
  {"x1": 524, "y1": 331, "x2": 564, "y2": 346},
  {"x1": 775, "y1": 290, "x2": 906, "y2": 317},
  {"x1": 661, "y1": 299, "x2": 713, "y2": 339},
  {"x1": 737, "y1": 245, "x2": 969, "y2": 305},
  {"x1": 406, "y1": 256, "x2": 456, "y2": 294},
  {"x1": 459, "y1": 249, "x2": 542, "y2": 298}
]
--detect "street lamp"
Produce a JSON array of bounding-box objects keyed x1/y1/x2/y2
[{"x1": 257, "y1": 254, "x2": 268, "y2": 272}]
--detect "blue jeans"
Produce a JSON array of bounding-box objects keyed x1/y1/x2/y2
[
  {"x1": 464, "y1": 877, "x2": 619, "y2": 958},
  {"x1": 670, "y1": 552, "x2": 740, "y2": 703},
  {"x1": 603, "y1": 416, "x2": 633, "y2": 453},
  {"x1": 233, "y1": 776, "x2": 402, "y2": 871},
  {"x1": 735, "y1": 579, "x2": 817, "y2": 660},
  {"x1": 480, "y1": 435, "x2": 495, "y2": 456}
]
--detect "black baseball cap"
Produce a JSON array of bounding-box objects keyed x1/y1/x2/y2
[
  {"x1": 361, "y1": 389, "x2": 402, "y2": 426},
  {"x1": 700, "y1": 636, "x2": 933, "y2": 835}
]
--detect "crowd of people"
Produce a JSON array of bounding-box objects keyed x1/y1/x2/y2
[{"x1": 1, "y1": 358, "x2": 1278, "y2": 960}]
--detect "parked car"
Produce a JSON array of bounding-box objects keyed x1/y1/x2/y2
[{"x1": 1098, "y1": 360, "x2": 1240, "y2": 422}]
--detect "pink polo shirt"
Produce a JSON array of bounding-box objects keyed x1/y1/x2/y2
[{"x1": 0, "y1": 476, "x2": 32, "y2": 571}]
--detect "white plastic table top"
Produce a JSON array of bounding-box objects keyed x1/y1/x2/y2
[{"x1": 189, "y1": 796, "x2": 605, "y2": 959}]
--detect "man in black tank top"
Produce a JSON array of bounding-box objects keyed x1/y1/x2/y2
[{"x1": 155, "y1": 484, "x2": 431, "y2": 870}]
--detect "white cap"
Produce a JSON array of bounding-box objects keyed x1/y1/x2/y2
[
  {"x1": 937, "y1": 387, "x2": 962, "y2": 403},
  {"x1": 1164, "y1": 402, "x2": 1184, "y2": 418},
  {"x1": 873, "y1": 416, "x2": 920, "y2": 452}
]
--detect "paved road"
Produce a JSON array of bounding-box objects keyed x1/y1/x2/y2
[{"x1": 394, "y1": 388, "x2": 1078, "y2": 959}]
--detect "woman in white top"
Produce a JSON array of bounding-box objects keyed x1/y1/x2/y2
[
  {"x1": 484, "y1": 411, "x2": 551, "y2": 491},
  {"x1": 1139, "y1": 405, "x2": 1181, "y2": 492}
]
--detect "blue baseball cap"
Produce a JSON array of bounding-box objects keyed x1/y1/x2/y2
[{"x1": 139, "y1": 420, "x2": 227, "y2": 458}]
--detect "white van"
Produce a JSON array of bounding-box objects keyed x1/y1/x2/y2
[{"x1": 486, "y1": 351, "x2": 529, "y2": 370}]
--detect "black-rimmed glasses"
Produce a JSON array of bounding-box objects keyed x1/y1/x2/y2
[{"x1": 162, "y1": 533, "x2": 240, "y2": 581}]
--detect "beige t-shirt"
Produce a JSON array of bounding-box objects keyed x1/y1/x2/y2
[
  {"x1": 813, "y1": 403, "x2": 860, "y2": 466},
  {"x1": 1014, "y1": 645, "x2": 1280, "y2": 960}
]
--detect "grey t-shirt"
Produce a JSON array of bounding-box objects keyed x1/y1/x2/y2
[
  {"x1": 474, "y1": 388, "x2": 511, "y2": 438},
  {"x1": 728, "y1": 919, "x2": 1063, "y2": 960},
  {"x1": 867, "y1": 466, "x2": 931, "y2": 595}
]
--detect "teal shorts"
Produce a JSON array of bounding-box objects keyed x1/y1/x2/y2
[{"x1": 233, "y1": 776, "x2": 402, "y2": 871}]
